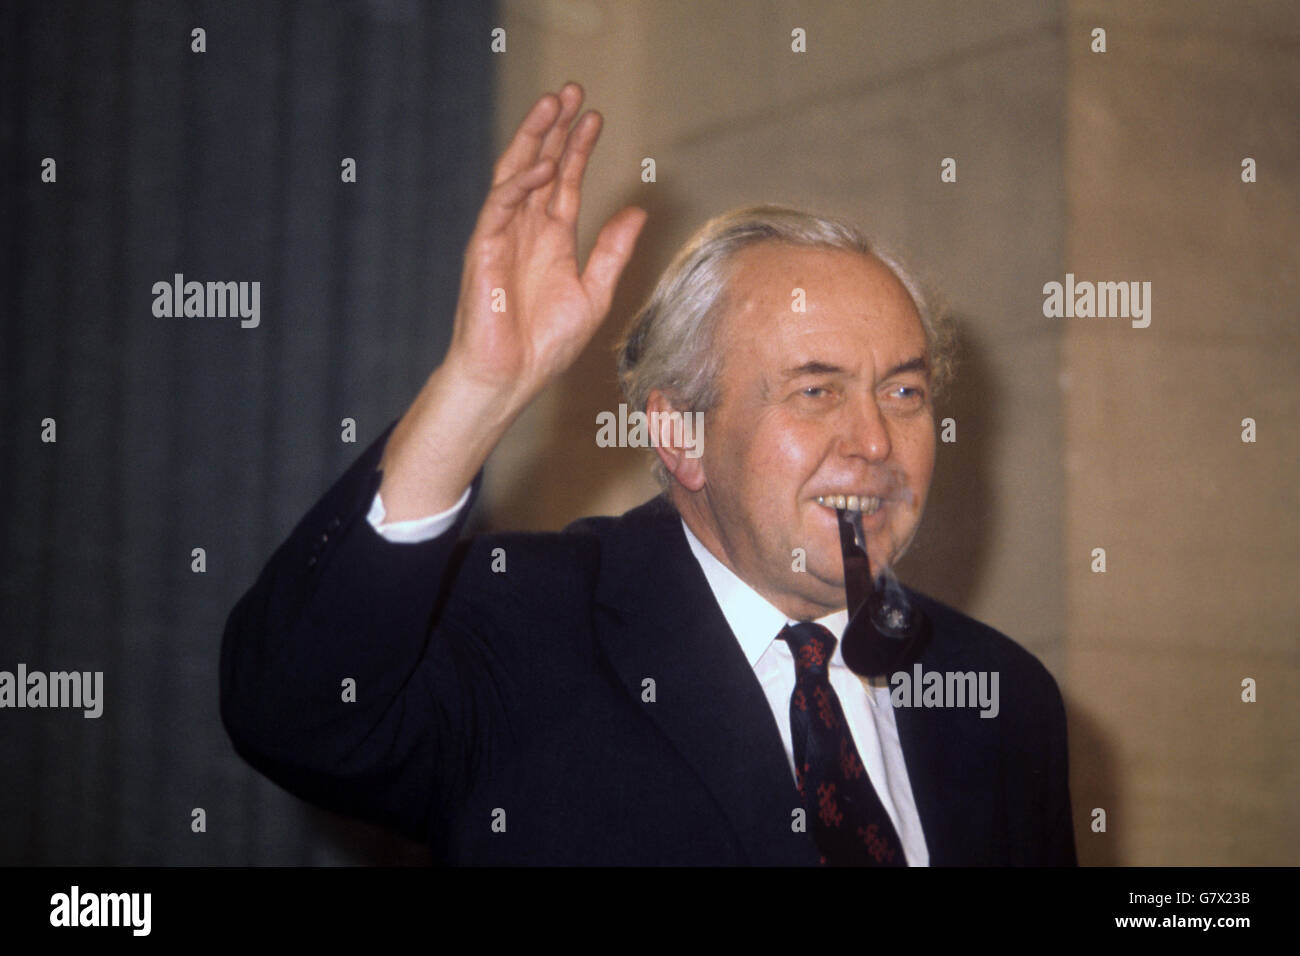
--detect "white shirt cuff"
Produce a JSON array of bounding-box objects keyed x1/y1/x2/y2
[{"x1": 366, "y1": 485, "x2": 472, "y2": 543}]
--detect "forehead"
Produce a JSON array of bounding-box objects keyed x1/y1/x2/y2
[{"x1": 715, "y1": 242, "x2": 926, "y2": 363}]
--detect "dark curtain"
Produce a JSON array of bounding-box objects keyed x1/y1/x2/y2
[{"x1": 0, "y1": 0, "x2": 494, "y2": 864}]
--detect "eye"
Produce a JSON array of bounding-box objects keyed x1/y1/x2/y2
[
  {"x1": 883, "y1": 383, "x2": 927, "y2": 408},
  {"x1": 801, "y1": 385, "x2": 828, "y2": 398}
]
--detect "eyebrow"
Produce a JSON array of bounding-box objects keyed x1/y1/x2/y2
[
  {"x1": 779, "y1": 361, "x2": 845, "y2": 380},
  {"x1": 778, "y1": 355, "x2": 930, "y2": 381},
  {"x1": 882, "y1": 355, "x2": 930, "y2": 379}
]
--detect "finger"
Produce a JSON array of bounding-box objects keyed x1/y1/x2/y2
[
  {"x1": 535, "y1": 83, "x2": 584, "y2": 169},
  {"x1": 524, "y1": 82, "x2": 584, "y2": 211},
  {"x1": 474, "y1": 158, "x2": 558, "y2": 238},
  {"x1": 491, "y1": 93, "x2": 562, "y2": 186},
  {"x1": 547, "y1": 110, "x2": 603, "y2": 225},
  {"x1": 580, "y1": 205, "x2": 647, "y2": 317}
]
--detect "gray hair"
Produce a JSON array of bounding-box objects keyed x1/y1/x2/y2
[{"x1": 615, "y1": 204, "x2": 955, "y2": 486}]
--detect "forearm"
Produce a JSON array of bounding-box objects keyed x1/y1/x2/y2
[{"x1": 377, "y1": 357, "x2": 532, "y2": 522}]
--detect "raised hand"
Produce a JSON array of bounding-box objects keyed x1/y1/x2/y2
[
  {"x1": 378, "y1": 84, "x2": 646, "y2": 519},
  {"x1": 446, "y1": 82, "x2": 647, "y2": 403}
]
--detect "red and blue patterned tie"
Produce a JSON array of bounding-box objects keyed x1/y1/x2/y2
[{"x1": 780, "y1": 622, "x2": 907, "y2": 866}]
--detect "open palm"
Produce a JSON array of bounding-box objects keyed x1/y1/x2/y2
[{"x1": 447, "y1": 83, "x2": 647, "y2": 400}]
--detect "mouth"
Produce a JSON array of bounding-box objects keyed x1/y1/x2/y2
[{"x1": 815, "y1": 494, "x2": 883, "y2": 515}]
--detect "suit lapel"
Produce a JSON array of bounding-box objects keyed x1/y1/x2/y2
[{"x1": 585, "y1": 497, "x2": 820, "y2": 866}]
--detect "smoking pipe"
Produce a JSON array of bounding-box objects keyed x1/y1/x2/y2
[{"x1": 835, "y1": 507, "x2": 930, "y2": 678}]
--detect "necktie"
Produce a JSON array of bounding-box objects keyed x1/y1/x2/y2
[{"x1": 780, "y1": 621, "x2": 907, "y2": 866}]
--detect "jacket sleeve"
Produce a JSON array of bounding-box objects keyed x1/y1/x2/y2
[
  {"x1": 219, "y1": 421, "x2": 489, "y2": 843},
  {"x1": 1041, "y1": 672, "x2": 1079, "y2": 865}
]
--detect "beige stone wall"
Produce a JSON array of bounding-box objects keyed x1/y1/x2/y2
[
  {"x1": 1062, "y1": 1, "x2": 1298, "y2": 865},
  {"x1": 480, "y1": 0, "x2": 1297, "y2": 864}
]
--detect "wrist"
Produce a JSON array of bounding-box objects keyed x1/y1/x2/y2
[
  {"x1": 376, "y1": 360, "x2": 526, "y2": 519},
  {"x1": 433, "y1": 353, "x2": 535, "y2": 422}
]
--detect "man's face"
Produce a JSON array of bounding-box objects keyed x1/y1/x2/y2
[{"x1": 671, "y1": 242, "x2": 936, "y2": 620}]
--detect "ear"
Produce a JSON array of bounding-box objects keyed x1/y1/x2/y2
[{"x1": 646, "y1": 390, "x2": 706, "y2": 492}]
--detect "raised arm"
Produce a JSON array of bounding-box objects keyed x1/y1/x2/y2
[
  {"x1": 221, "y1": 84, "x2": 644, "y2": 843},
  {"x1": 378, "y1": 82, "x2": 646, "y2": 519}
]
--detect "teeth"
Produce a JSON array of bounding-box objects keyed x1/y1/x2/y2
[{"x1": 816, "y1": 495, "x2": 882, "y2": 514}]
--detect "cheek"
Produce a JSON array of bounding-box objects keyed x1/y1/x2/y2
[
  {"x1": 765, "y1": 434, "x2": 817, "y2": 477},
  {"x1": 897, "y1": 422, "x2": 937, "y2": 504},
  {"x1": 758, "y1": 410, "x2": 831, "y2": 473},
  {"x1": 719, "y1": 408, "x2": 812, "y2": 479}
]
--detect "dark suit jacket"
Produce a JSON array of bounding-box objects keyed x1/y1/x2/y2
[{"x1": 221, "y1": 425, "x2": 1077, "y2": 865}]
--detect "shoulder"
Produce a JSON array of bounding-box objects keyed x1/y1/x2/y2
[
  {"x1": 560, "y1": 492, "x2": 678, "y2": 539},
  {"x1": 445, "y1": 494, "x2": 677, "y2": 594},
  {"x1": 904, "y1": 587, "x2": 1066, "y2": 713}
]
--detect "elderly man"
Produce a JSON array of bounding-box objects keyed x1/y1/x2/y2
[{"x1": 221, "y1": 83, "x2": 1076, "y2": 866}]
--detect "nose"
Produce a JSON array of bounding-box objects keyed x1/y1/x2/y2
[{"x1": 838, "y1": 394, "x2": 892, "y2": 463}]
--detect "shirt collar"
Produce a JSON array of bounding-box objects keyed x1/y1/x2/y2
[{"x1": 680, "y1": 517, "x2": 849, "y2": 667}]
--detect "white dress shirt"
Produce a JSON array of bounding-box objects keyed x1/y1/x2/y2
[{"x1": 367, "y1": 488, "x2": 930, "y2": 866}]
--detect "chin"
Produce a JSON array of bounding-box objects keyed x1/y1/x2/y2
[{"x1": 801, "y1": 568, "x2": 846, "y2": 605}]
